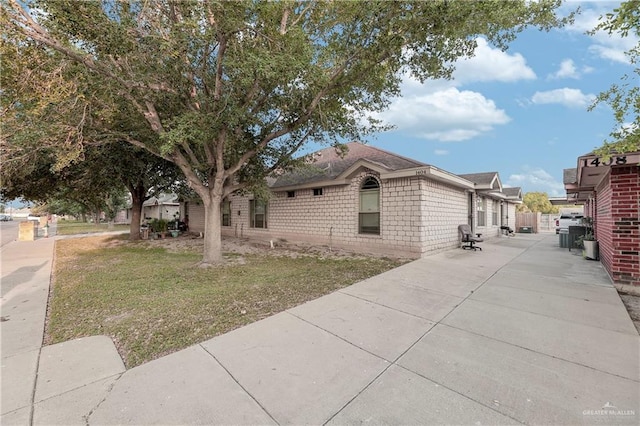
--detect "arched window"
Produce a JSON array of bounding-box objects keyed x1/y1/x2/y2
[{"x1": 359, "y1": 177, "x2": 380, "y2": 234}]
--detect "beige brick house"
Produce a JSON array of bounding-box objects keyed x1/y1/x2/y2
[
  {"x1": 183, "y1": 142, "x2": 522, "y2": 257},
  {"x1": 458, "y1": 172, "x2": 520, "y2": 235}
]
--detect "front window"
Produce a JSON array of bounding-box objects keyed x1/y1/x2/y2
[
  {"x1": 477, "y1": 196, "x2": 486, "y2": 227},
  {"x1": 250, "y1": 199, "x2": 267, "y2": 229},
  {"x1": 492, "y1": 200, "x2": 499, "y2": 226},
  {"x1": 359, "y1": 177, "x2": 380, "y2": 235},
  {"x1": 222, "y1": 200, "x2": 231, "y2": 227}
]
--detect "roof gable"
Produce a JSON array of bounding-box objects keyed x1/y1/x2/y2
[
  {"x1": 271, "y1": 142, "x2": 427, "y2": 188},
  {"x1": 502, "y1": 187, "x2": 522, "y2": 199},
  {"x1": 143, "y1": 193, "x2": 179, "y2": 207},
  {"x1": 457, "y1": 171, "x2": 502, "y2": 191}
]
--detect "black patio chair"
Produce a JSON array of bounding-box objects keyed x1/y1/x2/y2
[{"x1": 458, "y1": 224, "x2": 483, "y2": 251}]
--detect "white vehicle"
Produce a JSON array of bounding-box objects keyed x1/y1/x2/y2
[
  {"x1": 27, "y1": 215, "x2": 40, "y2": 221},
  {"x1": 555, "y1": 212, "x2": 584, "y2": 234}
]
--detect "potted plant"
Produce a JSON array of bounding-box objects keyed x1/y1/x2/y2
[
  {"x1": 157, "y1": 219, "x2": 169, "y2": 238},
  {"x1": 150, "y1": 218, "x2": 169, "y2": 238},
  {"x1": 581, "y1": 217, "x2": 598, "y2": 260}
]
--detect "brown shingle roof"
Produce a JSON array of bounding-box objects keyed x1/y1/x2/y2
[
  {"x1": 457, "y1": 172, "x2": 498, "y2": 185},
  {"x1": 271, "y1": 142, "x2": 427, "y2": 188},
  {"x1": 502, "y1": 187, "x2": 522, "y2": 198}
]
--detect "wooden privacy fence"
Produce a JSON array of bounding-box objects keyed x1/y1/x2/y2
[{"x1": 515, "y1": 212, "x2": 541, "y2": 233}]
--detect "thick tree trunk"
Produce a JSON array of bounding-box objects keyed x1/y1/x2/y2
[
  {"x1": 202, "y1": 193, "x2": 223, "y2": 265},
  {"x1": 128, "y1": 184, "x2": 146, "y2": 240}
]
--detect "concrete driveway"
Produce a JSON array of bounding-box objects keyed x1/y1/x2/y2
[{"x1": 2, "y1": 232, "x2": 638, "y2": 425}]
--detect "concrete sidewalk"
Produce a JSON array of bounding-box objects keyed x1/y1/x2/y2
[{"x1": 2, "y1": 232, "x2": 639, "y2": 425}]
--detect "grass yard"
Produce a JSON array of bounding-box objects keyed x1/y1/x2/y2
[
  {"x1": 47, "y1": 235, "x2": 406, "y2": 368},
  {"x1": 55, "y1": 220, "x2": 130, "y2": 235}
]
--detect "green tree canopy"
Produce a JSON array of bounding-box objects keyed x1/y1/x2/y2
[
  {"x1": 2, "y1": 0, "x2": 570, "y2": 264},
  {"x1": 589, "y1": 0, "x2": 640, "y2": 155},
  {"x1": 518, "y1": 192, "x2": 559, "y2": 214}
]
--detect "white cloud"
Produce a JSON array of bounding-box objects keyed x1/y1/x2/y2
[
  {"x1": 588, "y1": 45, "x2": 630, "y2": 63},
  {"x1": 547, "y1": 59, "x2": 593, "y2": 80},
  {"x1": 434, "y1": 149, "x2": 449, "y2": 156},
  {"x1": 508, "y1": 167, "x2": 565, "y2": 197},
  {"x1": 376, "y1": 87, "x2": 510, "y2": 142},
  {"x1": 452, "y1": 38, "x2": 537, "y2": 83},
  {"x1": 549, "y1": 59, "x2": 579, "y2": 79},
  {"x1": 531, "y1": 88, "x2": 596, "y2": 109},
  {"x1": 377, "y1": 37, "x2": 534, "y2": 143},
  {"x1": 565, "y1": 4, "x2": 638, "y2": 65}
]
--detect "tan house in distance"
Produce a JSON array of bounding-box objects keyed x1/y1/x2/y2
[
  {"x1": 115, "y1": 193, "x2": 180, "y2": 224},
  {"x1": 458, "y1": 172, "x2": 519, "y2": 234},
  {"x1": 183, "y1": 142, "x2": 522, "y2": 258}
]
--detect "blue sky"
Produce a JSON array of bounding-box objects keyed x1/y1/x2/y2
[{"x1": 361, "y1": 0, "x2": 636, "y2": 197}]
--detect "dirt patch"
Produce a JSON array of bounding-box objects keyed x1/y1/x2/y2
[
  {"x1": 619, "y1": 292, "x2": 640, "y2": 335},
  {"x1": 141, "y1": 233, "x2": 401, "y2": 262}
]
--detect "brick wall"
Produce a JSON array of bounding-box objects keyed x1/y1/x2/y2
[
  {"x1": 596, "y1": 165, "x2": 640, "y2": 286},
  {"x1": 420, "y1": 179, "x2": 468, "y2": 253},
  {"x1": 280, "y1": 172, "x2": 421, "y2": 255},
  {"x1": 185, "y1": 170, "x2": 518, "y2": 258},
  {"x1": 221, "y1": 171, "x2": 425, "y2": 257},
  {"x1": 380, "y1": 176, "x2": 424, "y2": 254},
  {"x1": 187, "y1": 170, "x2": 483, "y2": 257}
]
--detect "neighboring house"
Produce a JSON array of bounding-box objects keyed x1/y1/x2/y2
[
  {"x1": 457, "y1": 172, "x2": 520, "y2": 233},
  {"x1": 115, "y1": 194, "x2": 181, "y2": 224},
  {"x1": 563, "y1": 151, "x2": 640, "y2": 287},
  {"x1": 184, "y1": 142, "x2": 522, "y2": 258}
]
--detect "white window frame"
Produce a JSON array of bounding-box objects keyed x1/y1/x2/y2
[
  {"x1": 359, "y1": 177, "x2": 380, "y2": 235},
  {"x1": 250, "y1": 199, "x2": 267, "y2": 229},
  {"x1": 477, "y1": 196, "x2": 486, "y2": 227}
]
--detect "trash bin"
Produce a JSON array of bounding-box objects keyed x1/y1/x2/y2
[
  {"x1": 568, "y1": 225, "x2": 587, "y2": 251},
  {"x1": 559, "y1": 229, "x2": 569, "y2": 248}
]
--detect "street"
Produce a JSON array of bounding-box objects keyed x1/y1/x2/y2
[{"x1": 0, "y1": 221, "x2": 19, "y2": 249}]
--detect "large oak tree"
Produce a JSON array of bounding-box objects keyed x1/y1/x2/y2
[{"x1": 3, "y1": 0, "x2": 569, "y2": 264}]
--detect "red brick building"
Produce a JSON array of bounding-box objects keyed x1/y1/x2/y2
[{"x1": 564, "y1": 152, "x2": 640, "y2": 287}]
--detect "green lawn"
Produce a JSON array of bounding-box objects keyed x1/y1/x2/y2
[
  {"x1": 47, "y1": 235, "x2": 406, "y2": 368},
  {"x1": 55, "y1": 220, "x2": 130, "y2": 235}
]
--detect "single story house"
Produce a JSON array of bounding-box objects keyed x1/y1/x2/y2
[
  {"x1": 115, "y1": 193, "x2": 180, "y2": 224},
  {"x1": 458, "y1": 172, "x2": 519, "y2": 234},
  {"x1": 563, "y1": 151, "x2": 639, "y2": 287},
  {"x1": 183, "y1": 142, "x2": 522, "y2": 258}
]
